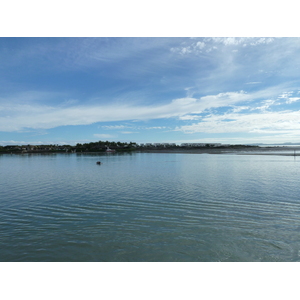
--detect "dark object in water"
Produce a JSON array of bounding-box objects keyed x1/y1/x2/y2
[{"x1": 96, "y1": 161, "x2": 101, "y2": 165}]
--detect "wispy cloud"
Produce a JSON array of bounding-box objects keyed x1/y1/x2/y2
[
  {"x1": 93, "y1": 133, "x2": 115, "y2": 139},
  {"x1": 179, "y1": 115, "x2": 202, "y2": 120},
  {"x1": 101, "y1": 125, "x2": 128, "y2": 130},
  {"x1": 286, "y1": 97, "x2": 300, "y2": 104},
  {"x1": 170, "y1": 38, "x2": 276, "y2": 56},
  {"x1": 252, "y1": 100, "x2": 277, "y2": 112},
  {"x1": 121, "y1": 131, "x2": 139, "y2": 134},
  {"x1": 100, "y1": 125, "x2": 168, "y2": 131},
  {"x1": 230, "y1": 106, "x2": 250, "y2": 113},
  {"x1": 175, "y1": 110, "x2": 300, "y2": 135},
  {"x1": 0, "y1": 87, "x2": 294, "y2": 132},
  {"x1": 144, "y1": 126, "x2": 167, "y2": 130},
  {"x1": 209, "y1": 37, "x2": 275, "y2": 47}
]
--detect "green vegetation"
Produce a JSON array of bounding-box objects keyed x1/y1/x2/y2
[
  {"x1": 0, "y1": 141, "x2": 139, "y2": 153},
  {"x1": 0, "y1": 141, "x2": 259, "y2": 154},
  {"x1": 75, "y1": 141, "x2": 138, "y2": 152}
]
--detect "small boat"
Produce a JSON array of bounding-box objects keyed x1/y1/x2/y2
[
  {"x1": 106, "y1": 147, "x2": 116, "y2": 153},
  {"x1": 96, "y1": 161, "x2": 101, "y2": 165}
]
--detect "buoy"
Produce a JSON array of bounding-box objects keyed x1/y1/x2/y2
[{"x1": 96, "y1": 161, "x2": 101, "y2": 165}]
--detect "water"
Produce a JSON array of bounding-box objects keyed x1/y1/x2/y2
[{"x1": 1, "y1": 152, "x2": 300, "y2": 262}]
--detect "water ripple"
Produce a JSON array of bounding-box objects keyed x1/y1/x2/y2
[{"x1": 1, "y1": 153, "x2": 300, "y2": 261}]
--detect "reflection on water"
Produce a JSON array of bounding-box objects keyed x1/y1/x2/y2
[{"x1": 1, "y1": 152, "x2": 300, "y2": 261}]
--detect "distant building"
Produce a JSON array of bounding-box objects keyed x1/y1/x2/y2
[{"x1": 180, "y1": 143, "x2": 222, "y2": 147}]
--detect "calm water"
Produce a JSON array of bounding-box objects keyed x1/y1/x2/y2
[{"x1": 1, "y1": 152, "x2": 300, "y2": 262}]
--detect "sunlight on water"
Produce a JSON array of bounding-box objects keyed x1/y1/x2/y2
[{"x1": 1, "y1": 152, "x2": 300, "y2": 261}]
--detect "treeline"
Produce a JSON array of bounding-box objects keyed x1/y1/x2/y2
[
  {"x1": 0, "y1": 141, "x2": 259, "y2": 154},
  {"x1": 75, "y1": 141, "x2": 138, "y2": 152},
  {"x1": 0, "y1": 141, "x2": 139, "y2": 153}
]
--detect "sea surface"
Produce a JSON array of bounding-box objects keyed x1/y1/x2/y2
[{"x1": 1, "y1": 152, "x2": 300, "y2": 262}]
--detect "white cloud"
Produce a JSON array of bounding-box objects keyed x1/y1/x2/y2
[
  {"x1": 209, "y1": 37, "x2": 275, "y2": 47},
  {"x1": 276, "y1": 91, "x2": 300, "y2": 104},
  {"x1": 0, "y1": 91, "x2": 253, "y2": 131},
  {"x1": 219, "y1": 37, "x2": 244, "y2": 45},
  {"x1": 0, "y1": 87, "x2": 297, "y2": 134},
  {"x1": 175, "y1": 110, "x2": 300, "y2": 134},
  {"x1": 93, "y1": 134, "x2": 115, "y2": 138},
  {"x1": 179, "y1": 115, "x2": 202, "y2": 120},
  {"x1": 171, "y1": 38, "x2": 277, "y2": 56},
  {"x1": 278, "y1": 92, "x2": 293, "y2": 99},
  {"x1": 171, "y1": 40, "x2": 207, "y2": 55},
  {"x1": 286, "y1": 97, "x2": 300, "y2": 104},
  {"x1": 250, "y1": 38, "x2": 274, "y2": 46},
  {"x1": 196, "y1": 41, "x2": 205, "y2": 49},
  {"x1": 252, "y1": 100, "x2": 276, "y2": 111},
  {"x1": 231, "y1": 106, "x2": 250, "y2": 113},
  {"x1": 144, "y1": 126, "x2": 167, "y2": 130},
  {"x1": 199, "y1": 91, "x2": 250, "y2": 107},
  {"x1": 121, "y1": 131, "x2": 138, "y2": 134},
  {"x1": 100, "y1": 125, "x2": 168, "y2": 131},
  {"x1": 246, "y1": 82, "x2": 261, "y2": 85},
  {"x1": 184, "y1": 87, "x2": 195, "y2": 98},
  {"x1": 101, "y1": 125, "x2": 127, "y2": 130}
]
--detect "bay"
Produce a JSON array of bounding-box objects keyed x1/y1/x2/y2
[{"x1": 1, "y1": 152, "x2": 300, "y2": 261}]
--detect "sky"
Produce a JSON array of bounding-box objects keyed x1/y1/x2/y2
[{"x1": 1, "y1": 37, "x2": 300, "y2": 146}]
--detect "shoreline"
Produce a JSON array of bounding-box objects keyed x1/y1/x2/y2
[
  {"x1": 138, "y1": 147, "x2": 300, "y2": 155},
  {"x1": 2, "y1": 146, "x2": 300, "y2": 156}
]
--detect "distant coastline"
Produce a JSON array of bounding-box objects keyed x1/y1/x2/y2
[
  {"x1": 138, "y1": 146, "x2": 300, "y2": 155},
  {"x1": 1, "y1": 144, "x2": 300, "y2": 156}
]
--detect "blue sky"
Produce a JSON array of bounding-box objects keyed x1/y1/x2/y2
[{"x1": 1, "y1": 37, "x2": 300, "y2": 145}]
